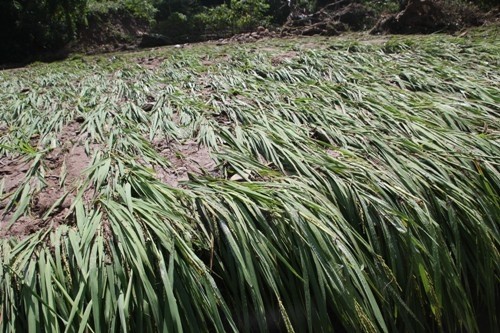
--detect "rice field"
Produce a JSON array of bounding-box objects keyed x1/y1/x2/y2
[{"x1": 0, "y1": 27, "x2": 499, "y2": 332}]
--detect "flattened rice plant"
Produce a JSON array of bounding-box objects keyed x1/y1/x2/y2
[{"x1": 0, "y1": 28, "x2": 499, "y2": 332}]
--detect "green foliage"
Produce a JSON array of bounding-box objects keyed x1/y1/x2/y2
[
  {"x1": 361, "y1": 0, "x2": 400, "y2": 13},
  {"x1": 3, "y1": 0, "x2": 495, "y2": 64},
  {"x1": 232, "y1": 0, "x2": 271, "y2": 31},
  {"x1": 195, "y1": 0, "x2": 271, "y2": 35},
  {"x1": 0, "y1": 0, "x2": 88, "y2": 63},
  {"x1": 163, "y1": 11, "x2": 191, "y2": 32},
  {"x1": 155, "y1": 0, "x2": 200, "y2": 19},
  {"x1": 123, "y1": 0, "x2": 158, "y2": 19},
  {"x1": 193, "y1": 4, "x2": 235, "y2": 36},
  {"x1": 156, "y1": 0, "x2": 271, "y2": 40},
  {"x1": 155, "y1": 12, "x2": 198, "y2": 42},
  {"x1": 87, "y1": 0, "x2": 158, "y2": 22},
  {"x1": 0, "y1": 28, "x2": 499, "y2": 332},
  {"x1": 291, "y1": 0, "x2": 400, "y2": 14}
]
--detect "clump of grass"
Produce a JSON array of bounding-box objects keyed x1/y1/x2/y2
[{"x1": 0, "y1": 28, "x2": 499, "y2": 332}]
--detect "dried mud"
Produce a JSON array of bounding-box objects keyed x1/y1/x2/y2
[
  {"x1": 153, "y1": 140, "x2": 218, "y2": 188},
  {"x1": 1, "y1": 120, "x2": 220, "y2": 239},
  {"x1": 137, "y1": 56, "x2": 166, "y2": 69},
  {"x1": 0, "y1": 122, "x2": 90, "y2": 239}
]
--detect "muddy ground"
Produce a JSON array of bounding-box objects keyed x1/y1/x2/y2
[{"x1": 0, "y1": 121, "x2": 219, "y2": 239}]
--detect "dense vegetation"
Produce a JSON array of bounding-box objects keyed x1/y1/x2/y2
[
  {"x1": 1, "y1": 0, "x2": 276, "y2": 62},
  {"x1": 0, "y1": 0, "x2": 87, "y2": 62},
  {"x1": 1, "y1": 0, "x2": 497, "y2": 63},
  {"x1": 1, "y1": 27, "x2": 498, "y2": 332}
]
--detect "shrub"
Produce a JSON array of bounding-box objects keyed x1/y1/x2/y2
[
  {"x1": 87, "y1": 0, "x2": 158, "y2": 23},
  {"x1": 155, "y1": 12, "x2": 199, "y2": 42},
  {"x1": 194, "y1": 4, "x2": 235, "y2": 36},
  {"x1": 0, "y1": 0, "x2": 88, "y2": 63},
  {"x1": 232, "y1": 0, "x2": 271, "y2": 31},
  {"x1": 194, "y1": 0, "x2": 271, "y2": 36}
]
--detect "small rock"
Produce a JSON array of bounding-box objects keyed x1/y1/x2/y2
[
  {"x1": 142, "y1": 103, "x2": 154, "y2": 112},
  {"x1": 229, "y1": 169, "x2": 252, "y2": 181}
]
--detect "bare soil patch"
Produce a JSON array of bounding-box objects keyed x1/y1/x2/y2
[
  {"x1": 271, "y1": 51, "x2": 298, "y2": 66},
  {"x1": 153, "y1": 140, "x2": 218, "y2": 188},
  {"x1": 137, "y1": 56, "x2": 165, "y2": 69},
  {"x1": 199, "y1": 53, "x2": 231, "y2": 67},
  {"x1": 1, "y1": 122, "x2": 91, "y2": 239}
]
